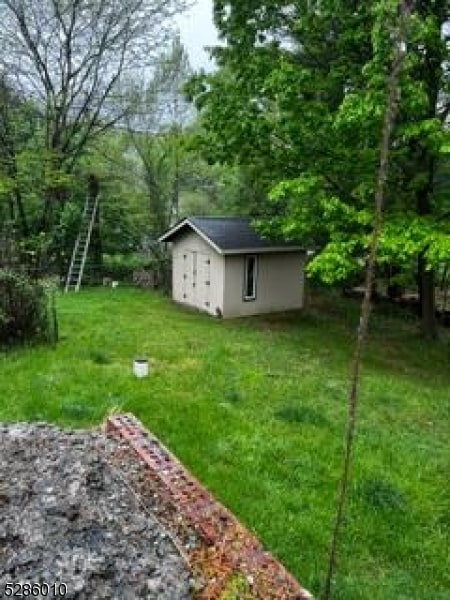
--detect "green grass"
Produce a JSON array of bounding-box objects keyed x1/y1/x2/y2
[{"x1": 0, "y1": 287, "x2": 448, "y2": 599}]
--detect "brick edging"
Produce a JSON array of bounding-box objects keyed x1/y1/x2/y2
[{"x1": 105, "y1": 413, "x2": 313, "y2": 600}]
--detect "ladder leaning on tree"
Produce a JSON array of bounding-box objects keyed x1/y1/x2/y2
[{"x1": 64, "y1": 193, "x2": 100, "y2": 292}]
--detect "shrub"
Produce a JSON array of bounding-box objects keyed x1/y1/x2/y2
[
  {"x1": 102, "y1": 254, "x2": 149, "y2": 282},
  {"x1": 0, "y1": 269, "x2": 55, "y2": 346},
  {"x1": 102, "y1": 252, "x2": 171, "y2": 292}
]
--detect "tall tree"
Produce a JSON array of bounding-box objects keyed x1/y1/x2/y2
[
  {"x1": 324, "y1": 7, "x2": 416, "y2": 597},
  {"x1": 188, "y1": 0, "x2": 450, "y2": 337},
  {"x1": 0, "y1": 0, "x2": 188, "y2": 230},
  {"x1": 125, "y1": 36, "x2": 193, "y2": 236}
]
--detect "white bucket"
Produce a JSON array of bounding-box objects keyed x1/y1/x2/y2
[{"x1": 133, "y1": 358, "x2": 149, "y2": 378}]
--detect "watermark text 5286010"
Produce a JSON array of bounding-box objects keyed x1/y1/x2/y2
[{"x1": 2, "y1": 582, "x2": 68, "y2": 597}]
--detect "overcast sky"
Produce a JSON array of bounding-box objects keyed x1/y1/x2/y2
[{"x1": 175, "y1": 0, "x2": 219, "y2": 71}]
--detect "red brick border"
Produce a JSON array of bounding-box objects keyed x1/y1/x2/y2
[{"x1": 105, "y1": 413, "x2": 313, "y2": 600}]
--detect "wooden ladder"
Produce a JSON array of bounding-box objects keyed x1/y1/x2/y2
[{"x1": 64, "y1": 194, "x2": 99, "y2": 292}]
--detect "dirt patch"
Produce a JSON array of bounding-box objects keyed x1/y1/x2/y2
[{"x1": 0, "y1": 423, "x2": 193, "y2": 599}]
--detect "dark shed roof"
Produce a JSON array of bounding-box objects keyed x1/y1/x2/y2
[{"x1": 158, "y1": 217, "x2": 304, "y2": 254}]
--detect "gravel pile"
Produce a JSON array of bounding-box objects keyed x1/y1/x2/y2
[{"x1": 0, "y1": 423, "x2": 193, "y2": 599}]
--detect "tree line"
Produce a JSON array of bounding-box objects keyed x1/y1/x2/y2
[{"x1": 0, "y1": 0, "x2": 449, "y2": 339}]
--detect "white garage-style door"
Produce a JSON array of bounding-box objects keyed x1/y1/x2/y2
[{"x1": 176, "y1": 251, "x2": 211, "y2": 312}]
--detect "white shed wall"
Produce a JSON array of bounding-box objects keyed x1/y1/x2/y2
[
  {"x1": 222, "y1": 252, "x2": 305, "y2": 318},
  {"x1": 171, "y1": 230, "x2": 224, "y2": 316}
]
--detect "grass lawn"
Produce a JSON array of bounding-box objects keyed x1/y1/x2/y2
[{"x1": 0, "y1": 287, "x2": 448, "y2": 599}]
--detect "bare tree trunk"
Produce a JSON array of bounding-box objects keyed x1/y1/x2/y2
[
  {"x1": 87, "y1": 174, "x2": 103, "y2": 283},
  {"x1": 416, "y1": 162, "x2": 438, "y2": 338},
  {"x1": 13, "y1": 188, "x2": 29, "y2": 237},
  {"x1": 172, "y1": 127, "x2": 180, "y2": 223},
  {"x1": 441, "y1": 265, "x2": 449, "y2": 322},
  {"x1": 321, "y1": 3, "x2": 414, "y2": 598},
  {"x1": 90, "y1": 201, "x2": 103, "y2": 283},
  {"x1": 7, "y1": 193, "x2": 14, "y2": 221},
  {"x1": 40, "y1": 189, "x2": 57, "y2": 234},
  {"x1": 418, "y1": 254, "x2": 438, "y2": 338},
  {"x1": 414, "y1": 20, "x2": 441, "y2": 338}
]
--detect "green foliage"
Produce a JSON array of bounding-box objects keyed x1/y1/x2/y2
[
  {"x1": 190, "y1": 1, "x2": 450, "y2": 306},
  {"x1": 81, "y1": 133, "x2": 151, "y2": 256},
  {"x1": 379, "y1": 216, "x2": 450, "y2": 267},
  {"x1": 220, "y1": 573, "x2": 255, "y2": 599},
  {"x1": 53, "y1": 201, "x2": 83, "y2": 257},
  {"x1": 179, "y1": 133, "x2": 252, "y2": 217},
  {"x1": 1, "y1": 31, "x2": 249, "y2": 277},
  {"x1": 102, "y1": 254, "x2": 150, "y2": 282},
  {"x1": 0, "y1": 269, "x2": 55, "y2": 346}
]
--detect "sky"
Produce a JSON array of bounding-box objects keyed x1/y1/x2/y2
[{"x1": 175, "y1": 0, "x2": 220, "y2": 71}]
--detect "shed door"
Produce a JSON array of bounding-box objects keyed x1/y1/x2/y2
[
  {"x1": 197, "y1": 253, "x2": 211, "y2": 310},
  {"x1": 182, "y1": 251, "x2": 196, "y2": 305},
  {"x1": 173, "y1": 253, "x2": 185, "y2": 302},
  {"x1": 180, "y1": 251, "x2": 211, "y2": 310}
]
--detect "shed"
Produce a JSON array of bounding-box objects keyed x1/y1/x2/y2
[{"x1": 158, "y1": 217, "x2": 306, "y2": 318}]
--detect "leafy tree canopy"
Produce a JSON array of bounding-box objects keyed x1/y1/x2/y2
[{"x1": 188, "y1": 1, "x2": 449, "y2": 280}]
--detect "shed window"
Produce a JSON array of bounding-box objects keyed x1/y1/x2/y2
[{"x1": 243, "y1": 255, "x2": 257, "y2": 301}]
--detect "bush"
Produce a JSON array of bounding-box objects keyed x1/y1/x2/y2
[
  {"x1": 0, "y1": 269, "x2": 55, "y2": 346},
  {"x1": 102, "y1": 252, "x2": 171, "y2": 292},
  {"x1": 102, "y1": 254, "x2": 149, "y2": 282}
]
